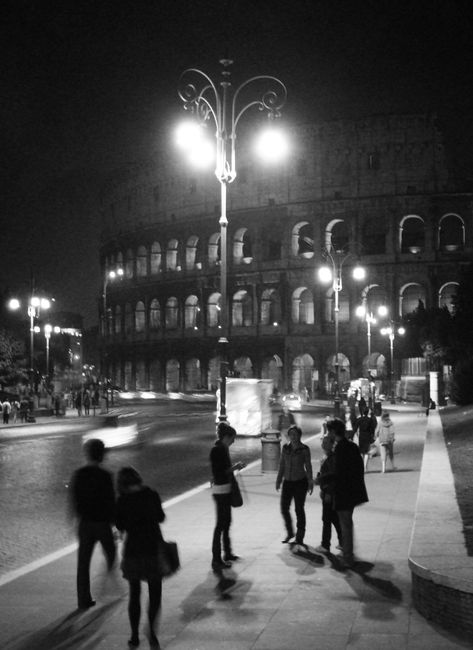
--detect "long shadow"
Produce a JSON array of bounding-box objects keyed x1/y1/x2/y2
[{"x1": 4, "y1": 599, "x2": 122, "y2": 650}]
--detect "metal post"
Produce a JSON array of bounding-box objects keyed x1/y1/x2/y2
[
  {"x1": 218, "y1": 180, "x2": 229, "y2": 422},
  {"x1": 333, "y1": 279, "x2": 341, "y2": 417},
  {"x1": 390, "y1": 334, "x2": 395, "y2": 404},
  {"x1": 28, "y1": 305, "x2": 35, "y2": 389}
]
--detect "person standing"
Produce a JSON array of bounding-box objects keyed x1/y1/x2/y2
[
  {"x1": 116, "y1": 466, "x2": 165, "y2": 649},
  {"x1": 11, "y1": 399, "x2": 20, "y2": 424},
  {"x1": 314, "y1": 434, "x2": 343, "y2": 554},
  {"x1": 210, "y1": 422, "x2": 245, "y2": 572},
  {"x1": 328, "y1": 418, "x2": 368, "y2": 569},
  {"x1": 276, "y1": 425, "x2": 314, "y2": 547},
  {"x1": 69, "y1": 438, "x2": 116, "y2": 609},
  {"x1": 353, "y1": 408, "x2": 376, "y2": 471},
  {"x1": 2, "y1": 399, "x2": 12, "y2": 424},
  {"x1": 375, "y1": 411, "x2": 397, "y2": 472}
]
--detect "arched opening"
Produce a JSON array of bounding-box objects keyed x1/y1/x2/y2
[
  {"x1": 262, "y1": 354, "x2": 283, "y2": 390},
  {"x1": 234, "y1": 356, "x2": 253, "y2": 378},
  {"x1": 400, "y1": 283, "x2": 427, "y2": 315},
  {"x1": 125, "y1": 249, "x2": 134, "y2": 279},
  {"x1": 292, "y1": 354, "x2": 314, "y2": 394},
  {"x1": 325, "y1": 219, "x2": 349, "y2": 252},
  {"x1": 124, "y1": 303, "x2": 133, "y2": 335},
  {"x1": 124, "y1": 360, "x2": 133, "y2": 390},
  {"x1": 208, "y1": 232, "x2": 221, "y2": 266},
  {"x1": 184, "y1": 295, "x2": 201, "y2": 329},
  {"x1": 166, "y1": 239, "x2": 179, "y2": 271},
  {"x1": 233, "y1": 227, "x2": 253, "y2": 265},
  {"x1": 165, "y1": 297, "x2": 179, "y2": 329},
  {"x1": 208, "y1": 356, "x2": 221, "y2": 391},
  {"x1": 438, "y1": 282, "x2": 459, "y2": 314},
  {"x1": 260, "y1": 288, "x2": 281, "y2": 325},
  {"x1": 399, "y1": 215, "x2": 425, "y2": 254},
  {"x1": 325, "y1": 353, "x2": 350, "y2": 396},
  {"x1": 232, "y1": 290, "x2": 253, "y2": 327},
  {"x1": 207, "y1": 292, "x2": 221, "y2": 328},
  {"x1": 136, "y1": 245, "x2": 148, "y2": 277},
  {"x1": 185, "y1": 358, "x2": 201, "y2": 390},
  {"x1": 291, "y1": 287, "x2": 314, "y2": 324},
  {"x1": 149, "y1": 359, "x2": 161, "y2": 391},
  {"x1": 166, "y1": 359, "x2": 180, "y2": 391},
  {"x1": 186, "y1": 235, "x2": 202, "y2": 270},
  {"x1": 135, "y1": 301, "x2": 146, "y2": 332},
  {"x1": 438, "y1": 213, "x2": 464, "y2": 251},
  {"x1": 291, "y1": 221, "x2": 314, "y2": 258},
  {"x1": 150, "y1": 242, "x2": 162, "y2": 274},
  {"x1": 136, "y1": 360, "x2": 146, "y2": 390},
  {"x1": 149, "y1": 298, "x2": 161, "y2": 331}
]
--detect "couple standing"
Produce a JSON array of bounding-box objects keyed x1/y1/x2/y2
[{"x1": 276, "y1": 420, "x2": 368, "y2": 569}]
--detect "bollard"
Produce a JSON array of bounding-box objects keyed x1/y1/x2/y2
[{"x1": 261, "y1": 429, "x2": 281, "y2": 473}]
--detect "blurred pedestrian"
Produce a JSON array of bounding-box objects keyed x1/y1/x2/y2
[
  {"x1": 69, "y1": 438, "x2": 116, "y2": 609},
  {"x1": 2, "y1": 399, "x2": 12, "y2": 424},
  {"x1": 276, "y1": 425, "x2": 314, "y2": 547},
  {"x1": 353, "y1": 408, "x2": 376, "y2": 471},
  {"x1": 116, "y1": 466, "x2": 165, "y2": 648},
  {"x1": 327, "y1": 418, "x2": 368, "y2": 569},
  {"x1": 314, "y1": 433, "x2": 343, "y2": 554},
  {"x1": 19, "y1": 398, "x2": 29, "y2": 423},
  {"x1": 11, "y1": 399, "x2": 20, "y2": 424},
  {"x1": 375, "y1": 411, "x2": 396, "y2": 473},
  {"x1": 75, "y1": 391, "x2": 83, "y2": 416},
  {"x1": 210, "y1": 422, "x2": 246, "y2": 573},
  {"x1": 278, "y1": 405, "x2": 295, "y2": 432},
  {"x1": 83, "y1": 390, "x2": 91, "y2": 416}
]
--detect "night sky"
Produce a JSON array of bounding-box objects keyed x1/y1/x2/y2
[{"x1": 2, "y1": 0, "x2": 473, "y2": 327}]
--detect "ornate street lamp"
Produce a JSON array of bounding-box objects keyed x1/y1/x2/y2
[
  {"x1": 102, "y1": 267, "x2": 124, "y2": 336},
  {"x1": 380, "y1": 322, "x2": 405, "y2": 404},
  {"x1": 177, "y1": 59, "x2": 287, "y2": 422},
  {"x1": 318, "y1": 249, "x2": 365, "y2": 416},
  {"x1": 9, "y1": 295, "x2": 52, "y2": 387}
]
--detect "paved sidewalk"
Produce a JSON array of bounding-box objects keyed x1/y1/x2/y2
[{"x1": 0, "y1": 409, "x2": 470, "y2": 649}]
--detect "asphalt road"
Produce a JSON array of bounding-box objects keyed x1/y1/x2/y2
[{"x1": 0, "y1": 401, "x2": 322, "y2": 578}]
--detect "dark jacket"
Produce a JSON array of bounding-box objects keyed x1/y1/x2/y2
[
  {"x1": 333, "y1": 437, "x2": 369, "y2": 510},
  {"x1": 116, "y1": 486, "x2": 165, "y2": 558},
  {"x1": 316, "y1": 452, "x2": 337, "y2": 499},
  {"x1": 353, "y1": 414, "x2": 376, "y2": 453},
  {"x1": 210, "y1": 440, "x2": 232, "y2": 485},
  {"x1": 70, "y1": 465, "x2": 115, "y2": 523}
]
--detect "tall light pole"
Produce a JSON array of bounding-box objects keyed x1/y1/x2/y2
[
  {"x1": 102, "y1": 267, "x2": 124, "y2": 336},
  {"x1": 318, "y1": 250, "x2": 365, "y2": 416},
  {"x1": 9, "y1": 296, "x2": 52, "y2": 388},
  {"x1": 380, "y1": 323, "x2": 405, "y2": 404},
  {"x1": 177, "y1": 59, "x2": 287, "y2": 422}
]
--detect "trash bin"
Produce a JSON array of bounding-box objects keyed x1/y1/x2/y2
[
  {"x1": 374, "y1": 401, "x2": 382, "y2": 416},
  {"x1": 261, "y1": 429, "x2": 281, "y2": 473}
]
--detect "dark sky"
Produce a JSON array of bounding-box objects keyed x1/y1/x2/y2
[{"x1": 2, "y1": 0, "x2": 473, "y2": 327}]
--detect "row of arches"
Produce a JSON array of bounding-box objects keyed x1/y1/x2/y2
[
  {"x1": 104, "y1": 213, "x2": 466, "y2": 279},
  {"x1": 109, "y1": 351, "x2": 389, "y2": 394},
  {"x1": 104, "y1": 281, "x2": 459, "y2": 335}
]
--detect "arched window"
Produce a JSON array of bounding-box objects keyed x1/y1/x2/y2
[
  {"x1": 135, "y1": 301, "x2": 145, "y2": 332},
  {"x1": 438, "y1": 282, "x2": 459, "y2": 314},
  {"x1": 125, "y1": 249, "x2": 134, "y2": 279},
  {"x1": 291, "y1": 222, "x2": 314, "y2": 258},
  {"x1": 184, "y1": 295, "x2": 200, "y2": 329},
  {"x1": 232, "y1": 290, "x2": 253, "y2": 326},
  {"x1": 186, "y1": 235, "x2": 200, "y2": 270},
  {"x1": 400, "y1": 283, "x2": 427, "y2": 315},
  {"x1": 136, "y1": 246, "x2": 148, "y2": 277},
  {"x1": 399, "y1": 215, "x2": 425, "y2": 254},
  {"x1": 165, "y1": 297, "x2": 179, "y2": 329},
  {"x1": 124, "y1": 303, "x2": 133, "y2": 334},
  {"x1": 208, "y1": 232, "x2": 221, "y2": 265},
  {"x1": 114, "y1": 305, "x2": 122, "y2": 334},
  {"x1": 149, "y1": 298, "x2": 161, "y2": 330},
  {"x1": 150, "y1": 242, "x2": 162, "y2": 274},
  {"x1": 185, "y1": 358, "x2": 201, "y2": 390},
  {"x1": 292, "y1": 354, "x2": 314, "y2": 393},
  {"x1": 362, "y1": 285, "x2": 388, "y2": 315},
  {"x1": 233, "y1": 227, "x2": 253, "y2": 265},
  {"x1": 291, "y1": 288, "x2": 314, "y2": 324},
  {"x1": 322, "y1": 288, "x2": 349, "y2": 323},
  {"x1": 166, "y1": 239, "x2": 179, "y2": 271},
  {"x1": 166, "y1": 359, "x2": 180, "y2": 391},
  {"x1": 260, "y1": 288, "x2": 281, "y2": 325},
  {"x1": 438, "y1": 214, "x2": 464, "y2": 251},
  {"x1": 325, "y1": 219, "x2": 349, "y2": 253},
  {"x1": 207, "y1": 292, "x2": 221, "y2": 327}
]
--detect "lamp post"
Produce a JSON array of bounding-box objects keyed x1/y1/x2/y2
[
  {"x1": 9, "y1": 296, "x2": 52, "y2": 388},
  {"x1": 102, "y1": 268, "x2": 124, "y2": 336},
  {"x1": 380, "y1": 323, "x2": 405, "y2": 404},
  {"x1": 177, "y1": 59, "x2": 287, "y2": 422},
  {"x1": 318, "y1": 250, "x2": 365, "y2": 417}
]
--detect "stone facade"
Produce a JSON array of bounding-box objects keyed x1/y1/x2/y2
[{"x1": 98, "y1": 114, "x2": 472, "y2": 395}]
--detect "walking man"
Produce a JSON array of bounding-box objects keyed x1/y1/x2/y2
[
  {"x1": 328, "y1": 418, "x2": 368, "y2": 569},
  {"x1": 70, "y1": 438, "x2": 116, "y2": 609}
]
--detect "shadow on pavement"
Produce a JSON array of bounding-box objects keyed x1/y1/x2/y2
[{"x1": 4, "y1": 599, "x2": 122, "y2": 650}]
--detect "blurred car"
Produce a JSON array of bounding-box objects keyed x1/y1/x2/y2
[
  {"x1": 82, "y1": 413, "x2": 140, "y2": 449},
  {"x1": 281, "y1": 393, "x2": 302, "y2": 410}
]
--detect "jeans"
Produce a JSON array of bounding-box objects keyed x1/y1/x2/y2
[
  {"x1": 280, "y1": 478, "x2": 308, "y2": 543},
  {"x1": 212, "y1": 494, "x2": 232, "y2": 562},
  {"x1": 336, "y1": 508, "x2": 354, "y2": 563},
  {"x1": 321, "y1": 498, "x2": 342, "y2": 550},
  {"x1": 77, "y1": 520, "x2": 116, "y2": 606}
]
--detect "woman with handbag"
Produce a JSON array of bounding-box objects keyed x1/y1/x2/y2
[
  {"x1": 116, "y1": 466, "x2": 165, "y2": 648},
  {"x1": 210, "y1": 422, "x2": 246, "y2": 573},
  {"x1": 375, "y1": 411, "x2": 397, "y2": 473}
]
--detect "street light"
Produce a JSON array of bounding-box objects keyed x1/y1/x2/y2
[
  {"x1": 355, "y1": 304, "x2": 388, "y2": 364},
  {"x1": 318, "y1": 250, "x2": 365, "y2": 416},
  {"x1": 102, "y1": 267, "x2": 124, "y2": 336},
  {"x1": 8, "y1": 295, "x2": 52, "y2": 387},
  {"x1": 177, "y1": 58, "x2": 287, "y2": 422},
  {"x1": 380, "y1": 323, "x2": 405, "y2": 404}
]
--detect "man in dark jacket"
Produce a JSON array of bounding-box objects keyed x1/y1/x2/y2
[
  {"x1": 70, "y1": 438, "x2": 116, "y2": 608},
  {"x1": 327, "y1": 418, "x2": 369, "y2": 568}
]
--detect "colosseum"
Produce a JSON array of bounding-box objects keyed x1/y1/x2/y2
[{"x1": 98, "y1": 113, "x2": 471, "y2": 400}]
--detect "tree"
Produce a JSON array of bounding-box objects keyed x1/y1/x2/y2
[
  {"x1": 401, "y1": 302, "x2": 453, "y2": 371},
  {"x1": 0, "y1": 328, "x2": 29, "y2": 388}
]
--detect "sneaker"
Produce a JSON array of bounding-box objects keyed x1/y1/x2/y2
[
  {"x1": 211, "y1": 559, "x2": 231, "y2": 572},
  {"x1": 315, "y1": 545, "x2": 329, "y2": 554},
  {"x1": 282, "y1": 535, "x2": 295, "y2": 544},
  {"x1": 224, "y1": 554, "x2": 241, "y2": 562}
]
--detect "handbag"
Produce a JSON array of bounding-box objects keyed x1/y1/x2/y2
[
  {"x1": 230, "y1": 474, "x2": 243, "y2": 508},
  {"x1": 157, "y1": 540, "x2": 180, "y2": 578}
]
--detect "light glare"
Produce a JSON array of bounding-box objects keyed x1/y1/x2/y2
[
  {"x1": 255, "y1": 128, "x2": 288, "y2": 162},
  {"x1": 318, "y1": 266, "x2": 333, "y2": 284},
  {"x1": 352, "y1": 266, "x2": 366, "y2": 281}
]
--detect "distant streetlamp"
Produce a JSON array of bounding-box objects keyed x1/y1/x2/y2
[
  {"x1": 9, "y1": 296, "x2": 52, "y2": 386},
  {"x1": 102, "y1": 267, "x2": 124, "y2": 336},
  {"x1": 318, "y1": 250, "x2": 366, "y2": 416},
  {"x1": 177, "y1": 58, "x2": 287, "y2": 422},
  {"x1": 355, "y1": 304, "x2": 388, "y2": 364},
  {"x1": 380, "y1": 322, "x2": 405, "y2": 404}
]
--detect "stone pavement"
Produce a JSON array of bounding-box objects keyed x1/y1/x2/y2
[{"x1": 0, "y1": 407, "x2": 471, "y2": 649}]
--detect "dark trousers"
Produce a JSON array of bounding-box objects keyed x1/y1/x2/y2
[
  {"x1": 321, "y1": 498, "x2": 342, "y2": 550},
  {"x1": 128, "y1": 577, "x2": 162, "y2": 640},
  {"x1": 77, "y1": 520, "x2": 116, "y2": 606},
  {"x1": 212, "y1": 494, "x2": 232, "y2": 561},
  {"x1": 336, "y1": 508, "x2": 355, "y2": 563},
  {"x1": 280, "y1": 478, "x2": 308, "y2": 543}
]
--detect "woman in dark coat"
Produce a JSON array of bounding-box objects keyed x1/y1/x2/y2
[{"x1": 116, "y1": 467, "x2": 165, "y2": 648}]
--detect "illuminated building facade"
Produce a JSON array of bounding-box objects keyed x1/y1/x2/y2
[{"x1": 99, "y1": 114, "x2": 471, "y2": 398}]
